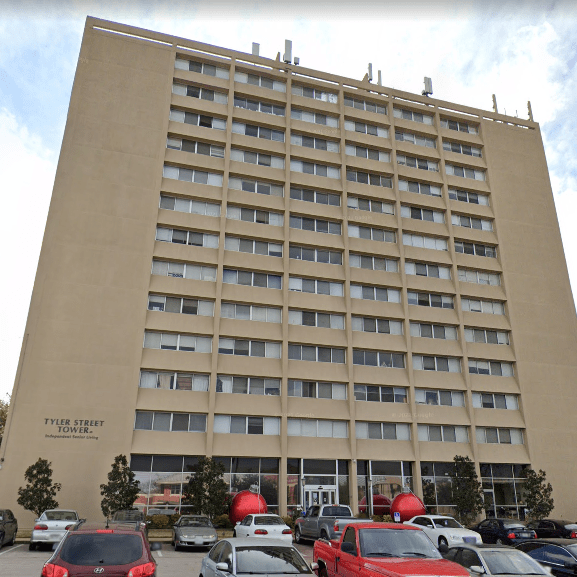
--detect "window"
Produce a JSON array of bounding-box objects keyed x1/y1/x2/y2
[
  {"x1": 350, "y1": 284, "x2": 401, "y2": 303},
  {"x1": 410, "y1": 323, "x2": 457, "y2": 340},
  {"x1": 230, "y1": 148, "x2": 284, "y2": 169},
  {"x1": 291, "y1": 134, "x2": 340, "y2": 152},
  {"x1": 347, "y1": 196, "x2": 394, "y2": 214},
  {"x1": 452, "y1": 214, "x2": 493, "y2": 231},
  {"x1": 345, "y1": 144, "x2": 390, "y2": 162},
  {"x1": 291, "y1": 108, "x2": 339, "y2": 127},
  {"x1": 135, "y1": 411, "x2": 207, "y2": 432},
  {"x1": 223, "y1": 268, "x2": 282, "y2": 289},
  {"x1": 393, "y1": 107, "x2": 434, "y2": 125},
  {"x1": 221, "y1": 302, "x2": 282, "y2": 323},
  {"x1": 290, "y1": 187, "x2": 340, "y2": 206},
  {"x1": 172, "y1": 82, "x2": 228, "y2": 104},
  {"x1": 218, "y1": 338, "x2": 281, "y2": 358},
  {"x1": 216, "y1": 375, "x2": 281, "y2": 396},
  {"x1": 143, "y1": 331, "x2": 212, "y2": 353},
  {"x1": 408, "y1": 291, "x2": 454, "y2": 308},
  {"x1": 162, "y1": 166, "x2": 223, "y2": 187},
  {"x1": 352, "y1": 316, "x2": 403, "y2": 335},
  {"x1": 224, "y1": 236, "x2": 282, "y2": 257},
  {"x1": 175, "y1": 57, "x2": 229, "y2": 79},
  {"x1": 227, "y1": 205, "x2": 284, "y2": 227},
  {"x1": 290, "y1": 160, "x2": 340, "y2": 179},
  {"x1": 455, "y1": 241, "x2": 497, "y2": 258},
  {"x1": 468, "y1": 360, "x2": 514, "y2": 377},
  {"x1": 356, "y1": 422, "x2": 410, "y2": 440},
  {"x1": 344, "y1": 95, "x2": 386, "y2": 114},
  {"x1": 449, "y1": 188, "x2": 489, "y2": 205},
  {"x1": 288, "y1": 310, "x2": 344, "y2": 329},
  {"x1": 418, "y1": 425, "x2": 469, "y2": 442},
  {"x1": 290, "y1": 215, "x2": 341, "y2": 235},
  {"x1": 403, "y1": 233, "x2": 448, "y2": 251},
  {"x1": 349, "y1": 254, "x2": 398, "y2": 272},
  {"x1": 289, "y1": 245, "x2": 342, "y2": 265},
  {"x1": 405, "y1": 261, "x2": 451, "y2": 279},
  {"x1": 288, "y1": 344, "x2": 345, "y2": 363},
  {"x1": 214, "y1": 415, "x2": 280, "y2": 435},
  {"x1": 228, "y1": 176, "x2": 283, "y2": 197},
  {"x1": 344, "y1": 119, "x2": 388, "y2": 137},
  {"x1": 292, "y1": 84, "x2": 338, "y2": 103},
  {"x1": 289, "y1": 276, "x2": 343, "y2": 296},
  {"x1": 446, "y1": 164, "x2": 485, "y2": 181},
  {"x1": 148, "y1": 295, "x2": 214, "y2": 317},
  {"x1": 166, "y1": 137, "x2": 225, "y2": 158},
  {"x1": 413, "y1": 355, "x2": 461, "y2": 372},
  {"x1": 354, "y1": 385, "x2": 407, "y2": 403},
  {"x1": 415, "y1": 389, "x2": 465, "y2": 406},
  {"x1": 159, "y1": 195, "x2": 221, "y2": 217},
  {"x1": 233, "y1": 96, "x2": 285, "y2": 116},
  {"x1": 151, "y1": 259, "x2": 216, "y2": 282},
  {"x1": 461, "y1": 298, "x2": 505, "y2": 315},
  {"x1": 288, "y1": 380, "x2": 347, "y2": 400},
  {"x1": 476, "y1": 427, "x2": 523, "y2": 444},
  {"x1": 397, "y1": 154, "x2": 439, "y2": 172},
  {"x1": 440, "y1": 118, "x2": 478, "y2": 134},
  {"x1": 353, "y1": 349, "x2": 405, "y2": 368},
  {"x1": 395, "y1": 130, "x2": 436, "y2": 148},
  {"x1": 399, "y1": 179, "x2": 442, "y2": 197},
  {"x1": 169, "y1": 108, "x2": 227, "y2": 130},
  {"x1": 472, "y1": 392, "x2": 518, "y2": 410},
  {"x1": 465, "y1": 328, "x2": 509, "y2": 345},
  {"x1": 231, "y1": 122, "x2": 284, "y2": 141},
  {"x1": 139, "y1": 370, "x2": 209, "y2": 391},
  {"x1": 346, "y1": 169, "x2": 392, "y2": 188},
  {"x1": 401, "y1": 205, "x2": 444, "y2": 223},
  {"x1": 155, "y1": 227, "x2": 219, "y2": 248},
  {"x1": 234, "y1": 71, "x2": 286, "y2": 92},
  {"x1": 348, "y1": 225, "x2": 396, "y2": 243},
  {"x1": 287, "y1": 419, "x2": 348, "y2": 438},
  {"x1": 443, "y1": 140, "x2": 482, "y2": 157}
]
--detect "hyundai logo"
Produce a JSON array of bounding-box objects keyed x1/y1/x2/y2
[{"x1": 94, "y1": 569, "x2": 104, "y2": 574}]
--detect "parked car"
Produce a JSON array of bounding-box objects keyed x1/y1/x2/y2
[
  {"x1": 234, "y1": 514, "x2": 293, "y2": 542},
  {"x1": 40, "y1": 521, "x2": 161, "y2": 576},
  {"x1": 200, "y1": 537, "x2": 316, "y2": 577},
  {"x1": 30, "y1": 509, "x2": 80, "y2": 550},
  {"x1": 147, "y1": 508, "x2": 176, "y2": 516},
  {"x1": 172, "y1": 515, "x2": 218, "y2": 550},
  {"x1": 527, "y1": 519, "x2": 577, "y2": 539},
  {"x1": 516, "y1": 538, "x2": 577, "y2": 576},
  {"x1": 0, "y1": 509, "x2": 18, "y2": 548},
  {"x1": 404, "y1": 515, "x2": 482, "y2": 548},
  {"x1": 294, "y1": 504, "x2": 369, "y2": 543},
  {"x1": 444, "y1": 542, "x2": 549, "y2": 576},
  {"x1": 469, "y1": 518, "x2": 536, "y2": 544}
]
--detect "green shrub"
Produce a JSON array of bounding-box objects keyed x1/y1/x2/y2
[
  {"x1": 146, "y1": 514, "x2": 170, "y2": 529},
  {"x1": 355, "y1": 511, "x2": 369, "y2": 519},
  {"x1": 213, "y1": 513, "x2": 233, "y2": 530},
  {"x1": 282, "y1": 515, "x2": 295, "y2": 531},
  {"x1": 169, "y1": 513, "x2": 181, "y2": 526}
]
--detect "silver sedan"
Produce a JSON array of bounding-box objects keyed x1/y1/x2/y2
[
  {"x1": 172, "y1": 515, "x2": 218, "y2": 550},
  {"x1": 29, "y1": 509, "x2": 79, "y2": 550}
]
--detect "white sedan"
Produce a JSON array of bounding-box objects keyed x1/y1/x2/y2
[
  {"x1": 234, "y1": 514, "x2": 293, "y2": 542},
  {"x1": 404, "y1": 515, "x2": 482, "y2": 548}
]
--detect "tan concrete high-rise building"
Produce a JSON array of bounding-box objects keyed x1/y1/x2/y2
[{"x1": 2, "y1": 17, "x2": 577, "y2": 526}]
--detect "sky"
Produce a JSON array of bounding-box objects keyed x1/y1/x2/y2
[{"x1": 1, "y1": 0, "x2": 576, "y2": 400}]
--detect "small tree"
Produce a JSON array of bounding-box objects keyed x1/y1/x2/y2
[
  {"x1": 450, "y1": 455, "x2": 484, "y2": 525},
  {"x1": 522, "y1": 468, "x2": 554, "y2": 520},
  {"x1": 17, "y1": 458, "x2": 62, "y2": 517},
  {"x1": 182, "y1": 457, "x2": 231, "y2": 520},
  {"x1": 100, "y1": 454, "x2": 141, "y2": 519},
  {"x1": 0, "y1": 394, "x2": 10, "y2": 447}
]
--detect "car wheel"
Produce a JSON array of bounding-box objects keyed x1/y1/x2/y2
[
  {"x1": 29, "y1": 542, "x2": 36, "y2": 551},
  {"x1": 438, "y1": 536, "x2": 448, "y2": 548},
  {"x1": 320, "y1": 530, "x2": 329, "y2": 541},
  {"x1": 8, "y1": 533, "x2": 16, "y2": 546},
  {"x1": 295, "y1": 527, "x2": 303, "y2": 544}
]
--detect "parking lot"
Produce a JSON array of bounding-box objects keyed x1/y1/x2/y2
[{"x1": 0, "y1": 541, "x2": 315, "y2": 577}]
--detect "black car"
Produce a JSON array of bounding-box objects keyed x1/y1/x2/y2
[
  {"x1": 516, "y1": 538, "x2": 577, "y2": 576},
  {"x1": 470, "y1": 518, "x2": 536, "y2": 544},
  {"x1": 527, "y1": 520, "x2": 577, "y2": 539},
  {"x1": 0, "y1": 509, "x2": 18, "y2": 548}
]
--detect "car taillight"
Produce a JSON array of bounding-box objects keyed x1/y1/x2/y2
[
  {"x1": 334, "y1": 521, "x2": 339, "y2": 532},
  {"x1": 64, "y1": 524, "x2": 74, "y2": 530},
  {"x1": 282, "y1": 529, "x2": 293, "y2": 534},
  {"x1": 128, "y1": 562, "x2": 156, "y2": 577},
  {"x1": 571, "y1": 531, "x2": 577, "y2": 539},
  {"x1": 533, "y1": 533, "x2": 538, "y2": 538},
  {"x1": 41, "y1": 564, "x2": 69, "y2": 577},
  {"x1": 34, "y1": 524, "x2": 48, "y2": 531},
  {"x1": 96, "y1": 529, "x2": 114, "y2": 533},
  {"x1": 507, "y1": 532, "x2": 516, "y2": 539},
  {"x1": 254, "y1": 529, "x2": 268, "y2": 535}
]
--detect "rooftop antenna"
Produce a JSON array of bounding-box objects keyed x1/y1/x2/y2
[
  {"x1": 368, "y1": 63, "x2": 373, "y2": 82},
  {"x1": 422, "y1": 77, "x2": 433, "y2": 97},
  {"x1": 283, "y1": 39, "x2": 292, "y2": 64},
  {"x1": 527, "y1": 101, "x2": 534, "y2": 121},
  {"x1": 492, "y1": 94, "x2": 498, "y2": 114},
  {"x1": 378, "y1": 70, "x2": 382, "y2": 86},
  {"x1": 252, "y1": 42, "x2": 260, "y2": 57}
]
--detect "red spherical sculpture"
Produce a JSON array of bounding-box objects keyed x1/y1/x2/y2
[
  {"x1": 390, "y1": 491, "x2": 426, "y2": 523},
  {"x1": 358, "y1": 494, "x2": 392, "y2": 516},
  {"x1": 229, "y1": 488, "x2": 268, "y2": 525}
]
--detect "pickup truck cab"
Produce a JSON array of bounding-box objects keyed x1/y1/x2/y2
[
  {"x1": 295, "y1": 504, "x2": 369, "y2": 543},
  {"x1": 314, "y1": 522, "x2": 469, "y2": 577}
]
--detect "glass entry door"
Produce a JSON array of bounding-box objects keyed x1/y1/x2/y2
[{"x1": 304, "y1": 487, "x2": 336, "y2": 509}]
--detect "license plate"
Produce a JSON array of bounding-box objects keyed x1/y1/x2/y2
[{"x1": 518, "y1": 533, "x2": 530, "y2": 538}]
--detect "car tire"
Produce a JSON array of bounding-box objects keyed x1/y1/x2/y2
[
  {"x1": 320, "y1": 530, "x2": 329, "y2": 541},
  {"x1": 295, "y1": 527, "x2": 303, "y2": 544},
  {"x1": 29, "y1": 542, "x2": 36, "y2": 551},
  {"x1": 8, "y1": 533, "x2": 16, "y2": 546},
  {"x1": 438, "y1": 536, "x2": 448, "y2": 548}
]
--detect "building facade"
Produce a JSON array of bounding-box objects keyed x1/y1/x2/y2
[{"x1": 2, "y1": 17, "x2": 577, "y2": 525}]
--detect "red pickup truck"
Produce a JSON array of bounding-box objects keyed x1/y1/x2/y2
[{"x1": 313, "y1": 522, "x2": 469, "y2": 577}]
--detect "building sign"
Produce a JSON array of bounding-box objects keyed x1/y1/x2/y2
[{"x1": 44, "y1": 418, "x2": 104, "y2": 440}]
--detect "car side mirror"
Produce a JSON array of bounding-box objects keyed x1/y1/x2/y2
[
  {"x1": 310, "y1": 563, "x2": 319, "y2": 571},
  {"x1": 150, "y1": 542, "x2": 162, "y2": 551},
  {"x1": 236, "y1": 521, "x2": 241, "y2": 525},
  {"x1": 470, "y1": 566, "x2": 485, "y2": 574},
  {"x1": 438, "y1": 543, "x2": 449, "y2": 554},
  {"x1": 216, "y1": 562, "x2": 231, "y2": 572}
]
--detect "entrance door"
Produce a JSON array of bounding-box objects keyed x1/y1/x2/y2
[
  {"x1": 304, "y1": 487, "x2": 337, "y2": 509},
  {"x1": 483, "y1": 489, "x2": 496, "y2": 517}
]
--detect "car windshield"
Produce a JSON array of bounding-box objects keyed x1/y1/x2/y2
[
  {"x1": 180, "y1": 517, "x2": 212, "y2": 527},
  {"x1": 322, "y1": 507, "x2": 351, "y2": 517},
  {"x1": 503, "y1": 521, "x2": 527, "y2": 529},
  {"x1": 482, "y1": 550, "x2": 547, "y2": 575},
  {"x1": 359, "y1": 529, "x2": 442, "y2": 558},
  {"x1": 254, "y1": 516, "x2": 285, "y2": 526},
  {"x1": 236, "y1": 545, "x2": 311, "y2": 574},
  {"x1": 433, "y1": 518, "x2": 462, "y2": 529},
  {"x1": 60, "y1": 534, "x2": 143, "y2": 565},
  {"x1": 564, "y1": 524, "x2": 577, "y2": 530},
  {"x1": 43, "y1": 511, "x2": 78, "y2": 521}
]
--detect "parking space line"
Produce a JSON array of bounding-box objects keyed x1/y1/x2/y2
[
  {"x1": 0, "y1": 545, "x2": 23, "y2": 556},
  {"x1": 157, "y1": 551, "x2": 163, "y2": 557}
]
